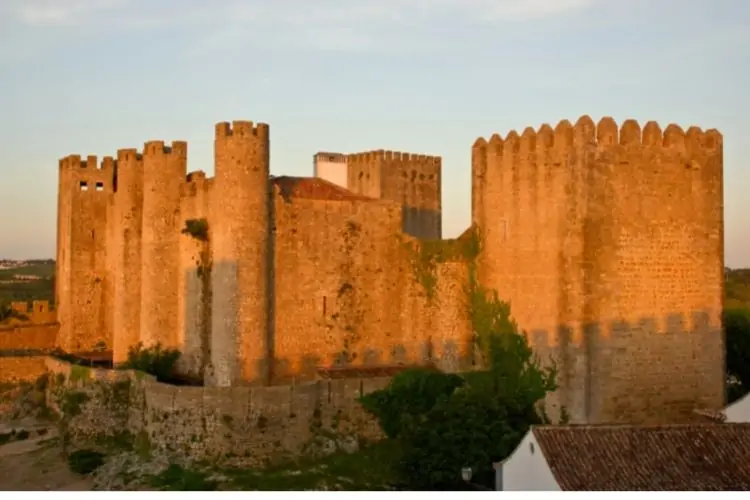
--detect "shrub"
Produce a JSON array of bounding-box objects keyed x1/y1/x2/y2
[
  {"x1": 725, "y1": 306, "x2": 750, "y2": 403},
  {"x1": 122, "y1": 342, "x2": 181, "y2": 382},
  {"x1": 68, "y1": 449, "x2": 105, "y2": 475},
  {"x1": 359, "y1": 368, "x2": 464, "y2": 439},
  {"x1": 147, "y1": 464, "x2": 218, "y2": 491},
  {"x1": 361, "y1": 281, "x2": 558, "y2": 490}
]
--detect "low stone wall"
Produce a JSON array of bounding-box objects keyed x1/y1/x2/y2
[
  {"x1": 43, "y1": 357, "x2": 388, "y2": 465},
  {"x1": 0, "y1": 356, "x2": 48, "y2": 384},
  {"x1": 0, "y1": 323, "x2": 58, "y2": 351}
]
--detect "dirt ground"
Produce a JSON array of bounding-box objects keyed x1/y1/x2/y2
[{"x1": 0, "y1": 421, "x2": 92, "y2": 491}]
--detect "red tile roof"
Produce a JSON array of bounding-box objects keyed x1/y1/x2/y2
[
  {"x1": 271, "y1": 176, "x2": 373, "y2": 202},
  {"x1": 532, "y1": 423, "x2": 750, "y2": 491}
]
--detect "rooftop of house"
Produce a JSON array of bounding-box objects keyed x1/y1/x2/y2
[
  {"x1": 511, "y1": 423, "x2": 750, "y2": 491},
  {"x1": 271, "y1": 176, "x2": 373, "y2": 202}
]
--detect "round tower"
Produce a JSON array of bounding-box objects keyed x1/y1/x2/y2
[{"x1": 210, "y1": 121, "x2": 271, "y2": 387}]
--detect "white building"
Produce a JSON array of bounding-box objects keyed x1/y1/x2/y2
[
  {"x1": 313, "y1": 152, "x2": 348, "y2": 190},
  {"x1": 494, "y1": 423, "x2": 750, "y2": 490}
]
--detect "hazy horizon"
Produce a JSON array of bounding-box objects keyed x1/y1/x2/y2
[{"x1": 1, "y1": 0, "x2": 748, "y2": 267}]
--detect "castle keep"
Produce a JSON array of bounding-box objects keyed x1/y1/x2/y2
[{"x1": 53, "y1": 115, "x2": 725, "y2": 424}]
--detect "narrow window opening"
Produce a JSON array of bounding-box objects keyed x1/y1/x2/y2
[
  {"x1": 79, "y1": 181, "x2": 88, "y2": 191},
  {"x1": 500, "y1": 220, "x2": 508, "y2": 241},
  {"x1": 95, "y1": 182, "x2": 104, "y2": 192},
  {"x1": 322, "y1": 296, "x2": 327, "y2": 318}
]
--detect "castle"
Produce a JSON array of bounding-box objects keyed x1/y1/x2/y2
[{"x1": 52, "y1": 115, "x2": 725, "y2": 424}]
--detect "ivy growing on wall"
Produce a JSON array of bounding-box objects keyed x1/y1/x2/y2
[{"x1": 404, "y1": 226, "x2": 481, "y2": 302}]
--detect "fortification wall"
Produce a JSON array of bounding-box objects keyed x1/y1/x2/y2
[
  {"x1": 177, "y1": 172, "x2": 213, "y2": 379},
  {"x1": 139, "y1": 141, "x2": 186, "y2": 350},
  {"x1": 0, "y1": 323, "x2": 58, "y2": 352},
  {"x1": 112, "y1": 149, "x2": 144, "y2": 364},
  {"x1": 9, "y1": 300, "x2": 56, "y2": 324},
  {"x1": 472, "y1": 116, "x2": 724, "y2": 424},
  {"x1": 211, "y1": 122, "x2": 270, "y2": 386},
  {"x1": 347, "y1": 151, "x2": 442, "y2": 239},
  {"x1": 56, "y1": 155, "x2": 114, "y2": 353},
  {"x1": 0, "y1": 356, "x2": 48, "y2": 383},
  {"x1": 270, "y1": 193, "x2": 471, "y2": 382},
  {"x1": 44, "y1": 357, "x2": 385, "y2": 465}
]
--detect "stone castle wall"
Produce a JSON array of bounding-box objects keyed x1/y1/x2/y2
[
  {"x1": 50, "y1": 115, "x2": 725, "y2": 426},
  {"x1": 472, "y1": 116, "x2": 724, "y2": 424},
  {"x1": 43, "y1": 356, "x2": 386, "y2": 464}
]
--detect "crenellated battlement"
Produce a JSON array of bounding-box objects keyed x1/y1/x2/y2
[
  {"x1": 215, "y1": 121, "x2": 269, "y2": 139},
  {"x1": 474, "y1": 116, "x2": 723, "y2": 157},
  {"x1": 117, "y1": 148, "x2": 143, "y2": 162},
  {"x1": 59, "y1": 154, "x2": 116, "y2": 172},
  {"x1": 346, "y1": 150, "x2": 441, "y2": 167},
  {"x1": 52, "y1": 114, "x2": 724, "y2": 426},
  {"x1": 142, "y1": 140, "x2": 188, "y2": 157}
]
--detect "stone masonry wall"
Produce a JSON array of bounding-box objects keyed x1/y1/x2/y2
[
  {"x1": 270, "y1": 192, "x2": 472, "y2": 383},
  {"x1": 0, "y1": 356, "x2": 49, "y2": 384},
  {"x1": 56, "y1": 155, "x2": 113, "y2": 353},
  {"x1": 472, "y1": 116, "x2": 724, "y2": 424},
  {"x1": 346, "y1": 151, "x2": 442, "y2": 240},
  {"x1": 43, "y1": 357, "x2": 386, "y2": 465},
  {"x1": 0, "y1": 324, "x2": 58, "y2": 351}
]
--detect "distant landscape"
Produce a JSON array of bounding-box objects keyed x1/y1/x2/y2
[{"x1": 0, "y1": 259, "x2": 55, "y2": 306}]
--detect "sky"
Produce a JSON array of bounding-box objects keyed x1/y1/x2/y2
[{"x1": 0, "y1": 0, "x2": 748, "y2": 267}]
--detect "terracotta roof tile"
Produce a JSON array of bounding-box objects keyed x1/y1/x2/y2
[
  {"x1": 532, "y1": 423, "x2": 750, "y2": 491},
  {"x1": 272, "y1": 176, "x2": 373, "y2": 202}
]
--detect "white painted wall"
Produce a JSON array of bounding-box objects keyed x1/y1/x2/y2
[
  {"x1": 497, "y1": 431, "x2": 561, "y2": 491},
  {"x1": 314, "y1": 154, "x2": 348, "y2": 190},
  {"x1": 725, "y1": 393, "x2": 750, "y2": 423}
]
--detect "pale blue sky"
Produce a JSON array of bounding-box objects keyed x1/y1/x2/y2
[{"x1": 0, "y1": 0, "x2": 748, "y2": 266}]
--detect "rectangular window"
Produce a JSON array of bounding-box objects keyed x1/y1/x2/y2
[
  {"x1": 79, "y1": 181, "x2": 88, "y2": 191},
  {"x1": 95, "y1": 182, "x2": 104, "y2": 192}
]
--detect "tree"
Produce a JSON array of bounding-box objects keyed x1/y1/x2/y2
[
  {"x1": 725, "y1": 306, "x2": 750, "y2": 403},
  {"x1": 361, "y1": 283, "x2": 558, "y2": 490}
]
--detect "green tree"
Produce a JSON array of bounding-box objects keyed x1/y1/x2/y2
[
  {"x1": 725, "y1": 306, "x2": 750, "y2": 403},
  {"x1": 362, "y1": 282, "x2": 558, "y2": 490}
]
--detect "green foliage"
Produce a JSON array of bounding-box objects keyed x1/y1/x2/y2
[
  {"x1": 0, "y1": 261, "x2": 55, "y2": 305},
  {"x1": 397, "y1": 388, "x2": 541, "y2": 490},
  {"x1": 67, "y1": 449, "x2": 105, "y2": 475},
  {"x1": 60, "y1": 390, "x2": 89, "y2": 417},
  {"x1": 725, "y1": 306, "x2": 750, "y2": 403},
  {"x1": 359, "y1": 368, "x2": 465, "y2": 439},
  {"x1": 146, "y1": 464, "x2": 218, "y2": 491},
  {"x1": 122, "y1": 342, "x2": 181, "y2": 382},
  {"x1": 726, "y1": 268, "x2": 750, "y2": 309},
  {"x1": 405, "y1": 227, "x2": 481, "y2": 301},
  {"x1": 69, "y1": 365, "x2": 90, "y2": 383},
  {"x1": 363, "y1": 226, "x2": 557, "y2": 490},
  {"x1": 181, "y1": 218, "x2": 209, "y2": 242}
]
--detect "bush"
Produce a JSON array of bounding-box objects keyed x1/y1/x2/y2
[
  {"x1": 68, "y1": 449, "x2": 105, "y2": 475},
  {"x1": 147, "y1": 464, "x2": 218, "y2": 491},
  {"x1": 361, "y1": 282, "x2": 558, "y2": 490},
  {"x1": 396, "y1": 387, "x2": 540, "y2": 490},
  {"x1": 122, "y1": 342, "x2": 181, "y2": 382},
  {"x1": 725, "y1": 306, "x2": 750, "y2": 403},
  {"x1": 359, "y1": 368, "x2": 464, "y2": 439}
]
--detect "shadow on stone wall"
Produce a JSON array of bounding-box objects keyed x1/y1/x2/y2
[{"x1": 43, "y1": 356, "x2": 387, "y2": 464}]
